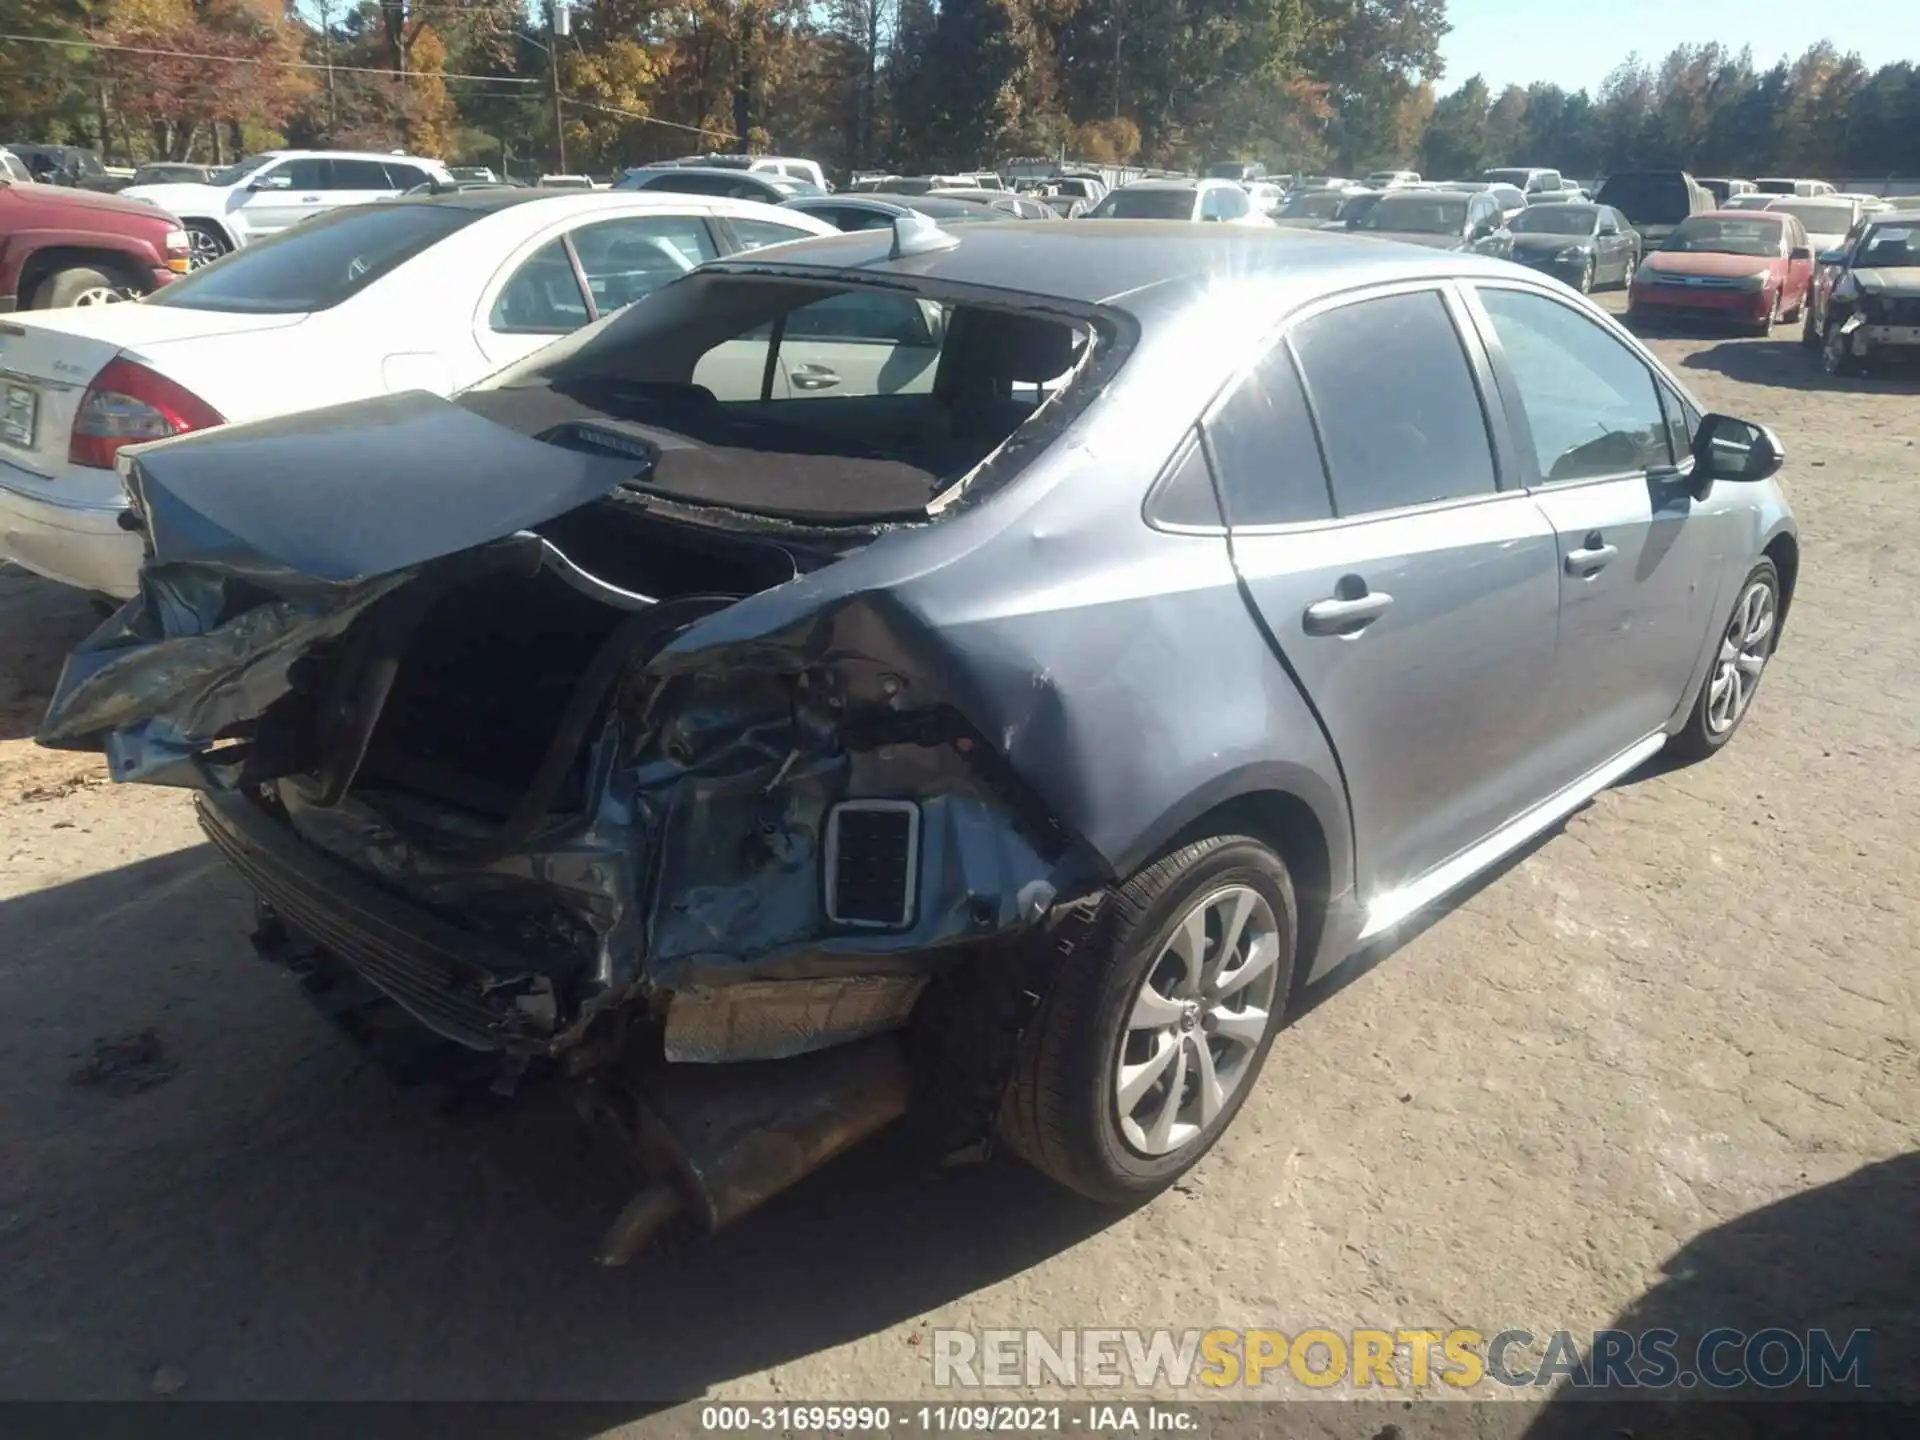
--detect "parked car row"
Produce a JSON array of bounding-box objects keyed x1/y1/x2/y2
[{"x1": 18, "y1": 212, "x2": 1797, "y2": 1260}]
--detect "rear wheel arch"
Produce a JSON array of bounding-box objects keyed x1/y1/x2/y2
[{"x1": 1157, "y1": 788, "x2": 1334, "y2": 998}]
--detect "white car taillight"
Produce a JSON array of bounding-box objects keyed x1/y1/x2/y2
[{"x1": 68, "y1": 357, "x2": 224, "y2": 469}]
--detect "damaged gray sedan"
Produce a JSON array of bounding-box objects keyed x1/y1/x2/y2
[{"x1": 39, "y1": 220, "x2": 1800, "y2": 1256}]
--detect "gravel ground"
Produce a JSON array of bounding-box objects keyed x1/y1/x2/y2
[{"x1": 0, "y1": 300, "x2": 1913, "y2": 1423}]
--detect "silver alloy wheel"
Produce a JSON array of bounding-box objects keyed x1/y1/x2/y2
[
  {"x1": 70, "y1": 285, "x2": 127, "y2": 306},
  {"x1": 1114, "y1": 884, "x2": 1281, "y2": 1156},
  {"x1": 185, "y1": 226, "x2": 226, "y2": 268},
  {"x1": 1705, "y1": 577, "x2": 1775, "y2": 734}
]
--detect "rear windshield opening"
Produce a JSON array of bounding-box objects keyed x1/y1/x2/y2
[
  {"x1": 146, "y1": 202, "x2": 480, "y2": 314},
  {"x1": 478, "y1": 277, "x2": 1101, "y2": 524},
  {"x1": 1091, "y1": 189, "x2": 1196, "y2": 220},
  {"x1": 1596, "y1": 174, "x2": 1691, "y2": 226}
]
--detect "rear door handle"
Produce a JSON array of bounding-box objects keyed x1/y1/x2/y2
[
  {"x1": 1565, "y1": 539, "x2": 1619, "y2": 575},
  {"x1": 1303, "y1": 590, "x2": 1393, "y2": 635},
  {"x1": 790, "y1": 364, "x2": 840, "y2": 391}
]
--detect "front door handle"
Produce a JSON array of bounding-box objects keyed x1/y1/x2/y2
[
  {"x1": 1303, "y1": 590, "x2": 1394, "y2": 635},
  {"x1": 790, "y1": 363, "x2": 840, "y2": 391},
  {"x1": 1565, "y1": 533, "x2": 1619, "y2": 576}
]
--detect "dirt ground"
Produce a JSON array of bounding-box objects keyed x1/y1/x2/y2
[{"x1": 0, "y1": 298, "x2": 1914, "y2": 1422}]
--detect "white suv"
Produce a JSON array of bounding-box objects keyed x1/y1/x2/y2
[{"x1": 119, "y1": 150, "x2": 452, "y2": 266}]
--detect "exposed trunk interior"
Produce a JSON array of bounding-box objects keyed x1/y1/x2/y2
[{"x1": 343, "y1": 500, "x2": 804, "y2": 821}]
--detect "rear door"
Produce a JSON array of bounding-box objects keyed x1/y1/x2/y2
[
  {"x1": 327, "y1": 158, "x2": 400, "y2": 214},
  {"x1": 769, "y1": 289, "x2": 943, "y2": 398},
  {"x1": 233, "y1": 156, "x2": 331, "y2": 236},
  {"x1": 1464, "y1": 281, "x2": 1728, "y2": 779},
  {"x1": 1217, "y1": 284, "x2": 1563, "y2": 911}
]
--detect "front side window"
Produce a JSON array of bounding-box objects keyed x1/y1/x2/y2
[
  {"x1": 1477, "y1": 287, "x2": 1667, "y2": 482},
  {"x1": 1291, "y1": 290, "x2": 1496, "y2": 515},
  {"x1": 274, "y1": 158, "x2": 330, "y2": 191},
  {"x1": 1202, "y1": 341, "x2": 1333, "y2": 527},
  {"x1": 382, "y1": 162, "x2": 428, "y2": 190}
]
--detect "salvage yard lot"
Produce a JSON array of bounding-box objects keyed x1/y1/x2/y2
[{"x1": 0, "y1": 294, "x2": 1914, "y2": 1411}]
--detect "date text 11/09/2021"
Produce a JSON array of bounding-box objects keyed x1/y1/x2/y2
[{"x1": 699, "y1": 1406, "x2": 1194, "y2": 1433}]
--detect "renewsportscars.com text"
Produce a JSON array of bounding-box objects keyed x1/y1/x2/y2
[{"x1": 932, "y1": 1327, "x2": 1872, "y2": 1392}]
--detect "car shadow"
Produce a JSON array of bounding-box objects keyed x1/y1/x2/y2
[
  {"x1": 1678, "y1": 337, "x2": 1920, "y2": 393},
  {"x1": 0, "y1": 565, "x2": 100, "y2": 742},
  {"x1": 1523, "y1": 1151, "x2": 1919, "y2": 1435},
  {"x1": 0, "y1": 846, "x2": 1118, "y2": 1406},
  {"x1": 1291, "y1": 820, "x2": 1567, "y2": 1022}
]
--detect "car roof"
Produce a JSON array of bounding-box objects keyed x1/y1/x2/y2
[
  {"x1": 707, "y1": 219, "x2": 1537, "y2": 317},
  {"x1": 1117, "y1": 178, "x2": 1211, "y2": 191},
  {"x1": 628, "y1": 165, "x2": 779, "y2": 181},
  {"x1": 374, "y1": 190, "x2": 821, "y2": 221}
]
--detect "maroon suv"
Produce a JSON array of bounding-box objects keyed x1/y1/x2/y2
[{"x1": 0, "y1": 175, "x2": 191, "y2": 310}]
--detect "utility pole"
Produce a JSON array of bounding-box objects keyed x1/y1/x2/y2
[
  {"x1": 320, "y1": 0, "x2": 338, "y2": 137},
  {"x1": 549, "y1": 1, "x2": 568, "y2": 174}
]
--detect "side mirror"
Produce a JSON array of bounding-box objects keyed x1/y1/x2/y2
[
  {"x1": 1817, "y1": 248, "x2": 1847, "y2": 265},
  {"x1": 1691, "y1": 413, "x2": 1785, "y2": 496},
  {"x1": 1789, "y1": 245, "x2": 1813, "y2": 262}
]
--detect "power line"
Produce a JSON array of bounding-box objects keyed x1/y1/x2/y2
[
  {"x1": 563, "y1": 97, "x2": 735, "y2": 141},
  {"x1": 0, "y1": 31, "x2": 542, "y2": 83}
]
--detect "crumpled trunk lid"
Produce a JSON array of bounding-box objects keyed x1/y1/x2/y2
[{"x1": 37, "y1": 390, "x2": 640, "y2": 776}]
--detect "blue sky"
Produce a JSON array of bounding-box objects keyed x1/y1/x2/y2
[{"x1": 1439, "y1": 0, "x2": 1913, "y2": 96}]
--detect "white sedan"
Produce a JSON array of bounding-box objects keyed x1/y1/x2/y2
[{"x1": 0, "y1": 190, "x2": 837, "y2": 598}]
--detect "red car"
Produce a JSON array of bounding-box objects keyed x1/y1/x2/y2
[
  {"x1": 1627, "y1": 209, "x2": 1815, "y2": 335},
  {"x1": 0, "y1": 171, "x2": 191, "y2": 311}
]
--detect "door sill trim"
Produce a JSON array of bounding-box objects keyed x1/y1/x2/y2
[{"x1": 1357, "y1": 730, "x2": 1668, "y2": 941}]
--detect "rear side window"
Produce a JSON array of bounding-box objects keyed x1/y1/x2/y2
[
  {"x1": 330, "y1": 158, "x2": 392, "y2": 190},
  {"x1": 1203, "y1": 342, "x2": 1332, "y2": 526},
  {"x1": 490, "y1": 239, "x2": 589, "y2": 333},
  {"x1": 147, "y1": 203, "x2": 476, "y2": 313},
  {"x1": 729, "y1": 217, "x2": 818, "y2": 251},
  {"x1": 1291, "y1": 290, "x2": 1496, "y2": 516}
]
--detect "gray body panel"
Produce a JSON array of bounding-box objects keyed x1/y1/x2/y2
[{"x1": 42, "y1": 223, "x2": 1796, "y2": 1007}]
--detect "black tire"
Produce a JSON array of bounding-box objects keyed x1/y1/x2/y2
[
  {"x1": 1667, "y1": 558, "x2": 1780, "y2": 764},
  {"x1": 30, "y1": 265, "x2": 126, "y2": 309},
  {"x1": 999, "y1": 834, "x2": 1297, "y2": 1202},
  {"x1": 1801, "y1": 306, "x2": 1820, "y2": 350},
  {"x1": 1745, "y1": 292, "x2": 1779, "y2": 337},
  {"x1": 184, "y1": 221, "x2": 230, "y2": 268}
]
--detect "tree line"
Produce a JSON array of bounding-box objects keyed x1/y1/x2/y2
[{"x1": 2, "y1": 1, "x2": 1914, "y2": 183}]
